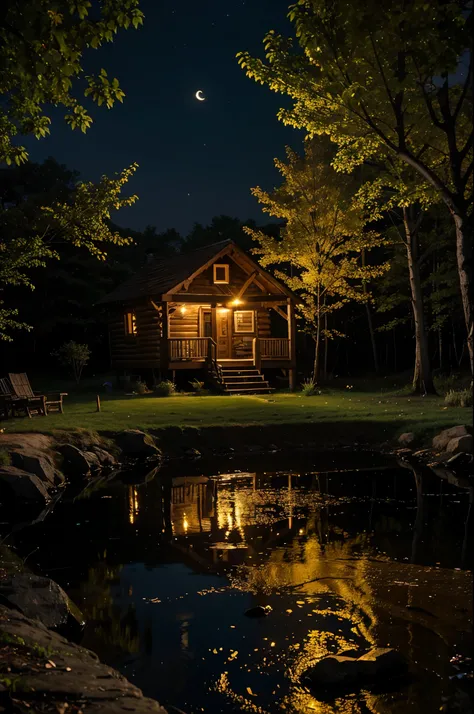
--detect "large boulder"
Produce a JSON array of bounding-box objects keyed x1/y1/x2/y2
[
  {"x1": 0, "y1": 466, "x2": 50, "y2": 503},
  {"x1": 446, "y1": 434, "x2": 473, "y2": 456},
  {"x1": 116, "y1": 429, "x2": 161, "y2": 457},
  {"x1": 92, "y1": 446, "x2": 118, "y2": 467},
  {"x1": 432, "y1": 425, "x2": 472, "y2": 452},
  {"x1": 304, "y1": 647, "x2": 407, "y2": 690},
  {"x1": 59, "y1": 443, "x2": 91, "y2": 478},
  {"x1": 0, "y1": 573, "x2": 84, "y2": 631},
  {"x1": 10, "y1": 449, "x2": 63, "y2": 487}
]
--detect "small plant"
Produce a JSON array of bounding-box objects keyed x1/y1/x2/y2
[
  {"x1": 52, "y1": 340, "x2": 91, "y2": 383},
  {"x1": 301, "y1": 379, "x2": 321, "y2": 396},
  {"x1": 135, "y1": 380, "x2": 150, "y2": 395},
  {"x1": 0, "y1": 449, "x2": 11, "y2": 467},
  {"x1": 154, "y1": 380, "x2": 176, "y2": 397},
  {"x1": 189, "y1": 379, "x2": 205, "y2": 395},
  {"x1": 445, "y1": 389, "x2": 473, "y2": 408}
]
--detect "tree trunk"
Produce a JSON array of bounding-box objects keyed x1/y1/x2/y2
[
  {"x1": 323, "y1": 312, "x2": 328, "y2": 380},
  {"x1": 403, "y1": 208, "x2": 436, "y2": 395},
  {"x1": 312, "y1": 288, "x2": 322, "y2": 383},
  {"x1": 453, "y1": 212, "x2": 473, "y2": 374},
  {"x1": 361, "y1": 250, "x2": 379, "y2": 374}
]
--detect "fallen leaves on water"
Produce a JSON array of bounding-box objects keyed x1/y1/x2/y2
[{"x1": 246, "y1": 686, "x2": 257, "y2": 697}]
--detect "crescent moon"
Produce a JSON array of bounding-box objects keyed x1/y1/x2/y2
[{"x1": 195, "y1": 90, "x2": 205, "y2": 101}]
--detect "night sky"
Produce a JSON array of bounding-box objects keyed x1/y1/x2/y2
[{"x1": 26, "y1": 1, "x2": 302, "y2": 235}]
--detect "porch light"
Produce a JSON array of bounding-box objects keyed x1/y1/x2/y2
[
  {"x1": 231, "y1": 298, "x2": 242, "y2": 306},
  {"x1": 180, "y1": 305, "x2": 187, "y2": 314}
]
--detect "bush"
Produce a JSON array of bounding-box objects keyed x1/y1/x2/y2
[
  {"x1": 0, "y1": 449, "x2": 11, "y2": 467},
  {"x1": 135, "y1": 380, "x2": 150, "y2": 395},
  {"x1": 189, "y1": 379, "x2": 206, "y2": 395},
  {"x1": 445, "y1": 389, "x2": 472, "y2": 408},
  {"x1": 52, "y1": 341, "x2": 91, "y2": 383},
  {"x1": 301, "y1": 379, "x2": 321, "y2": 396},
  {"x1": 154, "y1": 380, "x2": 176, "y2": 397}
]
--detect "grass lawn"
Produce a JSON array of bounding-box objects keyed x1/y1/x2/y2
[{"x1": 1, "y1": 385, "x2": 469, "y2": 446}]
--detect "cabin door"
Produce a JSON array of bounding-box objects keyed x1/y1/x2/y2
[{"x1": 216, "y1": 309, "x2": 231, "y2": 359}]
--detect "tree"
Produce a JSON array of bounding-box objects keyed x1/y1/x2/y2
[
  {"x1": 0, "y1": 0, "x2": 144, "y2": 165},
  {"x1": 237, "y1": 0, "x2": 473, "y2": 372},
  {"x1": 0, "y1": 161, "x2": 138, "y2": 340},
  {"x1": 53, "y1": 340, "x2": 91, "y2": 383},
  {"x1": 244, "y1": 142, "x2": 388, "y2": 381}
]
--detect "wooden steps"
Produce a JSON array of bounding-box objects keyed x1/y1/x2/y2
[{"x1": 220, "y1": 367, "x2": 274, "y2": 395}]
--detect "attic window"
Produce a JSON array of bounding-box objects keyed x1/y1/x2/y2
[
  {"x1": 213, "y1": 264, "x2": 229, "y2": 284},
  {"x1": 124, "y1": 311, "x2": 137, "y2": 336}
]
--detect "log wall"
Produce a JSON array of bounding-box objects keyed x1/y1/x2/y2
[{"x1": 109, "y1": 302, "x2": 161, "y2": 370}]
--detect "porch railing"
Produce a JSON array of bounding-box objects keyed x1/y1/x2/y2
[
  {"x1": 169, "y1": 337, "x2": 211, "y2": 360},
  {"x1": 259, "y1": 338, "x2": 290, "y2": 359}
]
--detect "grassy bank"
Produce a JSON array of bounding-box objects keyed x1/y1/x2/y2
[{"x1": 1, "y1": 386, "x2": 469, "y2": 448}]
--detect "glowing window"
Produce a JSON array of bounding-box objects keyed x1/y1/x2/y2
[
  {"x1": 124, "y1": 311, "x2": 137, "y2": 335},
  {"x1": 234, "y1": 310, "x2": 254, "y2": 333},
  {"x1": 213, "y1": 264, "x2": 229, "y2": 284}
]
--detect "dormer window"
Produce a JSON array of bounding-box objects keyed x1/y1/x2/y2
[
  {"x1": 213, "y1": 263, "x2": 229, "y2": 284},
  {"x1": 124, "y1": 311, "x2": 137, "y2": 335}
]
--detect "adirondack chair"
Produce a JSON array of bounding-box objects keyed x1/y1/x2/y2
[
  {"x1": 8, "y1": 373, "x2": 67, "y2": 417},
  {"x1": 0, "y1": 377, "x2": 15, "y2": 419}
]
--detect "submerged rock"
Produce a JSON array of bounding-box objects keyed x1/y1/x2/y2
[
  {"x1": 117, "y1": 429, "x2": 161, "y2": 457},
  {"x1": 0, "y1": 573, "x2": 84, "y2": 631},
  {"x1": 0, "y1": 465, "x2": 51, "y2": 503},
  {"x1": 304, "y1": 647, "x2": 407, "y2": 690},
  {"x1": 244, "y1": 605, "x2": 273, "y2": 618},
  {"x1": 184, "y1": 447, "x2": 201, "y2": 458}
]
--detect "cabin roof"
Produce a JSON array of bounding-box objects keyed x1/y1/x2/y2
[{"x1": 99, "y1": 239, "x2": 295, "y2": 305}]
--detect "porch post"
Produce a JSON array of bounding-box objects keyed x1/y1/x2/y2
[
  {"x1": 287, "y1": 299, "x2": 297, "y2": 391},
  {"x1": 253, "y1": 337, "x2": 261, "y2": 371},
  {"x1": 160, "y1": 301, "x2": 169, "y2": 373}
]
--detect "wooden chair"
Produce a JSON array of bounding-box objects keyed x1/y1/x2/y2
[
  {"x1": 0, "y1": 377, "x2": 15, "y2": 419},
  {"x1": 8, "y1": 373, "x2": 67, "y2": 417}
]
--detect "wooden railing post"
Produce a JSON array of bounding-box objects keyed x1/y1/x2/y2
[{"x1": 253, "y1": 337, "x2": 261, "y2": 371}]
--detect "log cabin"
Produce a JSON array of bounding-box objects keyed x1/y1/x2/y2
[{"x1": 99, "y1": 239, "x2": 297, "y2": 393}]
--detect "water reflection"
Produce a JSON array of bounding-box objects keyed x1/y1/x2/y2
[{"x1": 13, "y1": 463, "x2": 473, "y2": 714}]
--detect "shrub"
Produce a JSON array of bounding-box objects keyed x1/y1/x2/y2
[
  {"x1": 0, "y1": 449, "x2": 11, "y2": 467},
  {"x1": 445, "y1": 389, "x2": 472, "y2": 408},
  {"x1": 301, "y1": 379, "x2": 321, "y2": 396},
  {"x1": 135, "y1": 380, "x2": 150, "y2": 395},
  {"x1": 52, "y1": 341, "x2": 90, "y2": 383},
  {"x1": 154, "y1": 380, "x2": 176, "y2": 397},
  {"x1": 189, "y1": 379, "x2": 205, "y2": 395}
]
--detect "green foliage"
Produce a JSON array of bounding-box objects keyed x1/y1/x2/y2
[
  {"x1": 154, "y1": 380, "x2": 177, "y2": 397},
  {"x1": 300, "y1": 379, "x2": 321, "y2": 396},
  {"x1": 0, "y1": 161, "x2": 138, "y2": 340},
  {"x1": 0, "y1": 0, "x2": 144, "y2": 166},
  {"x1": 189, "y1": 379, "x2": 206, "y2": 395},
  {"x1": 53, "y1": 340, "x2": 90, "y2": 383},
  {"x1": 0, "y1": 449, "x2": 11, "y2": 466},
  {"x1": 135, "y1": 380, "x2": 150, "y2": 395},
  {"x1": 445, "y1": 389, "x2": 472, "y2": 408},
  {"x1": 245, "y1": 140, "x2": 388, "y2": 379}
]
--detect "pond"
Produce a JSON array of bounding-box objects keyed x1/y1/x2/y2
[{"x1": 9, "y1": 451, "x2": 474, "y2": 714}]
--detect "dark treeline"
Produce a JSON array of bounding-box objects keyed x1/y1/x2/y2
[{"x1": 0, "y1": 157, "x2": 466, "y2": 382}]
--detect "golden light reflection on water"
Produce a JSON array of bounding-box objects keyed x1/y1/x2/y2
[{"x1": 128, "y1": 486, "x2": 139, "y2": 524}]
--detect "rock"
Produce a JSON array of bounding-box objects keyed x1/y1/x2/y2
[
  {"x1": 0, "y1": 573, "x2": 84, "y2": 631},
  {"x1": 432, "y1": 425, "x2": 472, "y2": 452},
  {"x1": 398, "y1": 432, "x2": 415, "y2": 446},
  {"x1": 0, "y1": 604, "x2": 168, "y2": 713},
  {"x1": 0, "y1": 466, "x2": 50, "y2": 503},
  {"x1": 116, "y1": 429, "x2": 161, "y2": 457},
  {"x1": 244, "y1": 605, "x2": 272, "y2": 618},
  {"x1": 184, "y1": 447, "x2": 201, "y2": 458},
  {"x1": 305, "y1": 647, "x2": 407, "y2": 690},
  {"x1": 446, "y1": 434, "x2": 473, "y2": 456},
  {"x1": 447, "y1": 452, "x2": 474, "y2": 470},
  {"x1": 83, "y1": 450, "x2": 101, "y2": 469},
  {"x1": 59, "y1": 443, "x2": 91, "y2": 478},
  {"x1": 10, "y1": 449, "x2": 63, "y2": 486},
  {"x1": 92, "y1": 446, "x2": 118, "y2": 467}
]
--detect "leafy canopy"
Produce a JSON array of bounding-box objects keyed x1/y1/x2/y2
[
  {"x1": 0, "y1": 162, "x2": 138, "y2": 340},
  {"x1": 0, "y1": 0, "x2": 144, "y2": 165}
]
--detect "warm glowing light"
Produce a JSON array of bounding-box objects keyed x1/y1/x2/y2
[
  {"x1": 183, "y1": 512, "x2": 189, "y2": 533},
  {"x1": 219, "y1": 308, "x2": 229, "y2": 313},
  {"x1": 128, "y1": 486, "x2": 139, "y2": 524},
  {"x1": 180, "y1": 305, "x2": 187, "y2": 314},
  {"x1": 231, "y1": 298, "x2": 242, "y2": 306},
  {"x1": 299, "y1": 528, "x2": 305, "y2": 535}
]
